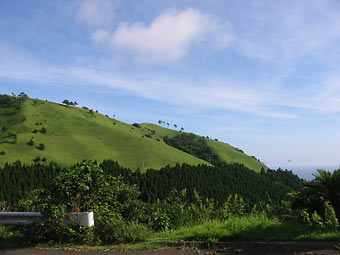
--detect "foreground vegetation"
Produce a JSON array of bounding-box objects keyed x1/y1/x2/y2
[
  {"x1": 1, "y1": 215, "x2": 339, "y2": 249},
  {"x1": 1, "y1": 161, "x2": 339, "y2": 248}
]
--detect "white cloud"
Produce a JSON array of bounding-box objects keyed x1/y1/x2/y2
[
  {"x1": 75, "y1": 0, "x2": 117, "y2": 27},
  {"x1": 110, "y1": 8, "x2": 224, "y2": 61}
]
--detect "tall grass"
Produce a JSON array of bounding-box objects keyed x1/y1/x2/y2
[
  {"x1": 154, "y1": 214, "x2": 340, "y2": 243},
  {"x1": 2, "y1": 215, "x2": 339, "y2": 250}
]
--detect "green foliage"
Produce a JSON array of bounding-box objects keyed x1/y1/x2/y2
[
  {"x1": 311, "y1": 211, "x2": 323, "y2": 227},
  {"x1": 36, "y1": 143, "x2": 45, "y2": 150},
  {"x1": 150, "y1": 209, "x2": 171, "y2": 231},
  {"x1": 0, "y1": 150, "x2": 5, "y2": 155},
  {"x1": 39, "y1": 126, "x2": 47, "y2": 133},
  {"x1": 33, "y1": 156, "x2": 41, "y2": 163},
  {"x1": 0, "y1": 132, "x2": 17, "y2": 144},
  {"x1": 163, "y1": 133, "x2": 220, "y2": 165},
  {"x1": 50, "y1": 161, "x2": 111, "y2": 211},
  {"x1": 219, "y1": 194, "x2": 245, "y2": 219},
  {"x1": 324, "y1": 201, "x2": 339, "y2": 229},
  {"x1": 27, "y1": 139, "x2": 34, "y2": 146},
  {"x1": 132, "y1": 123, "x2": 141, "y2": 128},
  {"x1": 155, "y1": 215, "x2": 340, "y2": 242},
  {"x1": 0, "y1": 94, "x2": 24, "y2": 144},
  {"x1": 204, "y1": 236, "x2": 219, "y2": 248},
  {"x1": 299, "y1": 209, "x2": 312, "y2": 225},
  {"x1": 24, "y1": 161, "x2": 151, "y2": 244},
  {"x1": 293, "y1": 169, "x2": 340, "y2": 225}
]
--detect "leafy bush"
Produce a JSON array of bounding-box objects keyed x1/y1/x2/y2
[
  {"x1": 33, "y1": 156, "x2": 40, "y2": 163},
  {"x1": 132, "y1": 123, "x2": 141, "y2": 128},
  {"x1": 39, "y1": 127, "x2": 47, "y2": 133},
  {"x1": 36, "y1": 143, "x2": 45, "y2": 150},
  {"x1": 219, "y1": 194, "x2": 245, "y2": 219},
  {"x1": 25, "y1": 161, "x2": 150, "y2": 244},
  {"x1": 27, "y1": 139, "x2": 34, "y2": 146},
  {"x1": 324, "y1": 201, "x2": 339, "y2": 229},
  {"x1": 0, "y1": 150, "x2": 5, "y2": 155}
]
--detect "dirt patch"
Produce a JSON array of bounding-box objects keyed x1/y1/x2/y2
[{"x1": 0, "y1": 242, "x2": 340, "y2": 255}]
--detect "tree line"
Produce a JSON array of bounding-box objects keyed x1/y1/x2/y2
[{"x1": 0, "y1": 159, "x2": 303, "y2": 208}]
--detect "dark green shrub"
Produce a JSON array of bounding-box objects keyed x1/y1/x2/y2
[
  {"x1": 33, "y1": 156, "x2": 40, "y2": 162},
  {"x1": 27, "y1": 139, "x2": 34, "y2": 146},
  {"x1": 40, "y1": 127, "x2": 47, "y2": 133},
  {"x1": 0, "y1": 150, "x2": 5, "y2": 155},
  {"x1": 36, "y1": 143, "x2": 45, "y2": 150},
  {"x1": 150, "y1": 210, "x2": 170, "y2": 231},
  {"x1": 132, "y1": 123, "x2": 141, "y2": 128}
]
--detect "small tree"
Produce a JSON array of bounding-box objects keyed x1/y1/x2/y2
[
  {"x1": 62, "y1": 100, "x2": 70, "y2": 107},
  {"x1": 26, "y1": 161, "x2": 148, "y2": 244},
  {"x1": 36, "y1": 143, "x2": 45, "y2": 150},
  {"x1": 18, "y1": 92, "x2": 28, "y2": 99},
  {"x1": 27, "y1": 139, "x2": 34, "y2": 146},
  {"x1": 40, "y1": 127, "x2": 47, "y2": 133},
  {"x1": 33, "y1": 156, "x2": 40, "y2": 163}
]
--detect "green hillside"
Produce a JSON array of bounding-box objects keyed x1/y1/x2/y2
[
  {"x1": 141, "y1": 123, "x2": 267, "y2": 172},
  {"x1": 0, "y1": 95, "x2": 267, "y2": 172},
  {"x1": 0, "y1": 96, "x2": 207, "y2": 170}
]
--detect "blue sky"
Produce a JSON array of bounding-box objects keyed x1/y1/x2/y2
[{"x1": 1, "y1": 0, "x2": 340, "y2": 177}]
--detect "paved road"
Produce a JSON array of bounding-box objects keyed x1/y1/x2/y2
[{"x1": 1, "y1": 242, "x2": 340, "y2": 255}]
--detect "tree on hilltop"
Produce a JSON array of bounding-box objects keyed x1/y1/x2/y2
[{"x1": 62, "y1": 100, "x2": 70, "y2": 106}]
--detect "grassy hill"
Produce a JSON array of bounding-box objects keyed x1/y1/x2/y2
[
  {"x1": 0, "y1": 95, "x2": 266, "y2": 172},
  {"x1": 141, "y1": 123, "x2": 266, "y2": 172}
]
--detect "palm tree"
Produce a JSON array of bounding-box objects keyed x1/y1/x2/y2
[{"x1": 306, "y1": 169, "x2": 340, "y2": 224}]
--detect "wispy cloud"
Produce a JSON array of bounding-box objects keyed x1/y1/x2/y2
[
  {"x1": 231, "y1": 1, "x2": 340, "y2": 63},
  {"x1": 75, "y1": 0, "x2": 117, "y2": 27},
  {"x1": 0, "y1": 45, "x2": 295, "y2": 119}
]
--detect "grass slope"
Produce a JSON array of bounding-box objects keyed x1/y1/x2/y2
[
  {"x1": 141, "y1": 123, "x2": 267, "y2": 172},
  {"x1": 0, "y1": 98, "x2": 207, "y2": 170}
]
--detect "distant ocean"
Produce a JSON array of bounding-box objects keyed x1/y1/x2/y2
[{"x1": 279, "y1": 165, "x2": 339, "y2": 181}]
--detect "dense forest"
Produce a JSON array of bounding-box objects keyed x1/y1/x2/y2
[
  {"x1": 0, "y1": 160, "x2": 302, "y2": 207},
  {"x1": 163, "y1": 133, "x2": 220, "y2": 165}
]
